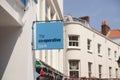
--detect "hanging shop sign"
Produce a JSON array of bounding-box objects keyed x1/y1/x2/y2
[{"x1": 35, "y1": 21, "x2": 63, "y2": 50}]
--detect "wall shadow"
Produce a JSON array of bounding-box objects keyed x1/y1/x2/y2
[{"x1": 0, "y1": 27, "x2": 22, "y2": 79}]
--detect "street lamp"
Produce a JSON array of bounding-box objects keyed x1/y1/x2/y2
[{"x1": 117, "y1": 57, "x2": 120, "y2": 68}]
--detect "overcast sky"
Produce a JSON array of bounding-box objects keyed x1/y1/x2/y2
[{"x1": 64, "y1": 0, "x2": 120, "y2": 31}]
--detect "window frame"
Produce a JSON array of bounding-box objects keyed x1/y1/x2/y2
[
  {"x1": 98, "y1": 65, "x2": 102, "y2": 79},
  {"x1": 114, "y1": 51, "x2": 117, "y2": 60},
  {"x1": 88, "y1": 62, "x2": 92, "y2": 78},
  {"x1": 115, "y1": 68, "x2": 118, "y2": 78},
  {"x1": 87, "y1": 39, "x2": 92, "y2": 53},
  {"x1": 68, "y1": 35, "x2": 80, "y2": 49},
  {"x1": 98, "y1": 44, "x2": 101, "y2": 54},
  {"x1": 109, "y1": 67, "x2": 112, "y2": 78},
  {"x1": 108, "y1": 48, "x2": 111, "y2": 59},
  {"x1": 87, "y1": 39, "x2": 91, "y2": 50},
  {"x1": 69, "y1": 60, "x2": 80, "y2": 78},
  {"x1": 98, "y1": 43, "x2": 102, "y2": 57}
]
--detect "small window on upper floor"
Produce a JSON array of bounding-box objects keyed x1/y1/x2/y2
[
  {"x1": 98, "y1": 44, "x2": 102, "y2": 57},
  {"x1": 109, "y1": 67, "x2": 112, "y2": 78},
  {"x1": 108, "y1": 48, "x2": 111, "y2": 59},
  {"x1": 114, "y1": 51, "x2": 117, "y2": 60},
  {"x1": 116, "y1": 68, "x2": 118, "y2": 78},
  {"x1": 68, "y1": 35, "x2": 79, "y2": 48},
  {"x1": 87, "y1": 39, "x2": 92, "y2": 51},
  {"x1": 98, "y1": 65, "x2": 102, "y2": 79},
  {"x1": 98, "y1": 44, "x2": 101, "y2": 54},
  {"x1": 88, "y1": 62, "x2": 92, "y2": 78}
]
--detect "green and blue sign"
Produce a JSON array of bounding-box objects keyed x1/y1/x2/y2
[{"x1": 36, "y1": 21, "x2": 63, "y2": 50}]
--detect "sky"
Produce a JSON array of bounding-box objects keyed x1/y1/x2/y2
[{"x1": 64, "y1": 0, "x2": 120, "y2": 31}]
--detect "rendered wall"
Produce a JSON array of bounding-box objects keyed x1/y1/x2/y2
[
  {"x1": 64, "y1": 22, "x2": 120, "y2": 78},
  {"x1": 35, "y1": 0, "x2": 64, "y2": 74},
  {"x1": 0, "y1": 1, "x2": 37, "y2": 80}
]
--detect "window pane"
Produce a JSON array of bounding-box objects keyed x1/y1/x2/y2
[
  {"x1": 73, "y1": 42, "x2": 76, "y2": 46},
  {"x1": 72, "y1": 36, "x2": 78, "y2": 40},
  {"x1": 98, "y1": 44, "x2": 101, "y2": 53},
  {"x1": 116, "y1": 68, "x2": 118, "y2": 78},
  {"x1": 76, "y1": 42, "x2": 78, "y2": 46},
  {"x1": 70, "y1": 71, "x2": 79, "y2": 78},
  {"x1": 88, "y1": 46, "x2": 90, "y2": 50},
  {"x1": 108, "y1": 48, "x2": 111, "y2": 57},
  {"x1": 99, "y1": 65, "x2": 102, "y2": 78},
  {"x1": 88, "y1": 62, "x2": 92, "y2": 77},
  {"x1": 87, "y1": 39, "x2": 91, "y2": 50},
  {"x1": 69, "y1": 35, "x2": 79, "y2": 47},
  {"x1": 114, "y1": 51, "x2": 117, "y2": 58},
  {"x1": 69, "y1": 60, "x2": 79, "y2": 70},
  {"x1": 109, "y1": 67, "x2": 112, "y2": 78},
  {"x1": 69, "y1": 36, "x2": 72, "y2": 40},
  {"x1": 69, "y1": 42, "x2": 72, "y2": 46}
]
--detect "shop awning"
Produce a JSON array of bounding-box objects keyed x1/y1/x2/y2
[
  {"x1": 35, "y1": 60, "x2": 64, "y2": 80},
  {"x1": 36, "y1": 60, "x2": 45, "y2": 67}
]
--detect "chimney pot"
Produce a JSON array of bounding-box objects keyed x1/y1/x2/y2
[
  {"x1": 102, "y1": 20, "x2": 109, "y2": 27},
  {"x1": 101, "y1": 20, "x2": 110, "y2": 35},
  {"x1": 80, "y1": 16, "x2": 90, "y2": 24}
]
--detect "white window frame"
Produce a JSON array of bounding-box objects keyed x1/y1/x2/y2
[
  {"x1": 98, "y1": 44, "x2": 102, "y2": 57},
  {"x1": 108, "y1": 48, "x2": 111, "y2": 59},
  {"x1": 98, "y1": 44, "x2": 101, "y2": 53},
  {"x1": 69, "y1": 60, "x2": 80, "y2": 78},
  {"x1": 115, "y1": 68, "x2": 118, "y2": 78},
  {"x1": 87, "y1": 39, "x2": 92, "y2": 53},
  {"x1": 109, "y1": 67, "x2": 112, "y2": 78},
  {"x1": 114, "y1": 51, "x2": 117, "y2": 60},
  {"x1": 88, "y1": 62, "x2": 92, "y2": 78},
  {"x1": 68, "y1": 35, "x2": 80, "y2": 49},
  {"x1": 98, "y1": 65, "x2": 102, "y2": 79}
]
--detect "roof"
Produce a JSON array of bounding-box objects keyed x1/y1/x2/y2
[{"x1": 108, "y1": 29, "x2": 120, "y2": 38}]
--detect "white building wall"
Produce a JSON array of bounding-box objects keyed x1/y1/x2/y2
[
  {"x1": 64, "y1": 20, "x2": 120, "y2": 79},
  {"x1": 0, "y1": 0, "x2": 37, "y2": 80},
  {"x1": 57, "y1": 0, "x2": 63, "y2": 14},
  {"x1": 0, "y1": 0, "x2": 23, "y2": 26},
  {"x1": 93, "y1": 33, "x2": 107, "y2": 78},
  {"x1": 36, "y1": 0, "x2": 64, "y2": 73}
]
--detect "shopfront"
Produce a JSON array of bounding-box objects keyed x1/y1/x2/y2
[{"x1": 35, "y1": 60, "x2": 63, "y2": 80}]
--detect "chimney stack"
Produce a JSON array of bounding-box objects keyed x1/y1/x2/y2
[
  {"x1": 80, "y1": 16, "x2": 90, "y2": 24},
  {"x1": 101, "y1": 20, "x2": 110, "y2": 35}
]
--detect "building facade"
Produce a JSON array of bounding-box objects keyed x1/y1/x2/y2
[
  {"x1": 63, "y1": 15, "x2": 120, "y2": 79},
  {"x1": 35, "y1": 0, "x2": 64, "y2": 79},
  {"x1": 0, "y1": 0, "x2": 64, "y2": 80},
  {"x1": 0, "y1": 0, "x2": 37, "y2": 80}
]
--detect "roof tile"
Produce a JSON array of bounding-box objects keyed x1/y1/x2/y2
[{"x1": 108, "y1": 29, "x2": 120, "y2": 38}]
